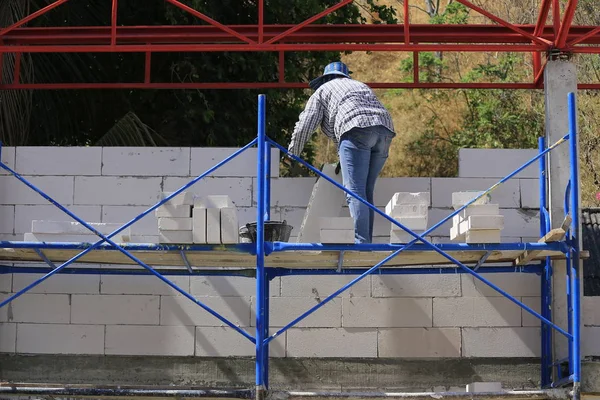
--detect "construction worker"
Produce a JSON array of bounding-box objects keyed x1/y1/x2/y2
[{"x1": 284, "y1": 61, "x2": 396, "y2": 244}]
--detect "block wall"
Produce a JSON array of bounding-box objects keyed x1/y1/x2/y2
[{"x1": 0, "y1": 146, "x2": 596, "y2": 358}]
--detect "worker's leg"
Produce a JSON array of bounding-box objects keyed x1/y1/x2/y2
[
  {"x1": 338, "y1": 128, "x2": 379, "y2": 243},
  {"x1": 365, "y1": 127, "x2": 394, "y2": 241}
]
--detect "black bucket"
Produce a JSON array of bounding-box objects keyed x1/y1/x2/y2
[{"x1": 239, "y1": 220, "x2": 293, "y2": 243}]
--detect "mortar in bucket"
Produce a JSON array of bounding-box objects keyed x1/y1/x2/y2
[{"x1": 239, "y1": 220, "x2": 293, "y2": 243}]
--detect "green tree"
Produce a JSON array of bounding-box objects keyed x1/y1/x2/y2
[{"x1": 1, "y1": 0, "x2": 363, "y2": 160}]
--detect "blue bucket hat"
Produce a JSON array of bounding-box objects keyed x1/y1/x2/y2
[{"x1": 309, "y1": 61, "x2": 350, "y2": 90}]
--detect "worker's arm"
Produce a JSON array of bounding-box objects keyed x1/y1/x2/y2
[{"x1": 287, "y1": 94, "x2": 324, "y2": 157}]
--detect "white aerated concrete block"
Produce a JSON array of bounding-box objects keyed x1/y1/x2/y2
[
  {"x1": 0, "y1": 324, "x2": 16, "y2": 353},
  {"x1": 130, "y1": 235, "x2": 159, "y2": 243},
  {"x1": 372, "y1": 275, "x2": 461, "y2": 298},
  {"x1": 459, "y1": 148, "x2": 538, "y2": 179},
  {"x1": 452, "y1": 191, "x2": 491, "y2": 209},
  {"x1": 0, "y1": 176, "x2": 74, "y2": 205},
  {"x1": 102, "y1": 206, "x2": 158, "y2": 235},
  {"x1": 279, "y1": 275, "x2": 370, "y2": 298},
  {"x1": 71, "y1": 295, "x2": 160, "y2": 325},
  {"x1": 433, "y1": 178, "x2": 520, "y2": 209},
  {"x1": 390, "y1": 229, "x2": 427, "y2": 244},
  {"x1": 155, "y1": 204, "x2": 191, "y2": 218},
  {"x1": 105, "y1": 325, "x2": 195, "y2": 356},
  {"x1": 164, "y1": 177, "x2": 253, "y2": 207},
  {"x1": 17, "y1": 323, "x2": 104, "y2": 355},
  {"x1": 101, "y1": 275, "x2": 189, "y2": 295},
  {"x1": 191, "y1": 147, "x2": 279, "y2": 178},
  {"x1": 374, "y1": 178, "x2": 431, "y2": 207},
  {"x1": 102, "y1": 147, "x2": 190, "y2": 176},
  {"x1": 31, "y1": 220, "x2": 131, "y2": 237},
  {"x1": 462, "y1": 327, "x2": 540, "y2": 357},
  {"x1": 206, "y1": 208, "x2": 221, "y2": 244},
  {"x1": 192, "y1": 207, "x2": 207, "y2": 244},
  {"x1": 462, "y1": 273, "x2": 541, "y2": 297},
  {"x1": 191, "y1": 276, "x2": 280, "y2": 297},
  {"x1": 466, "y1": 382, "x2": 503, "y2": 393},
  {"x1": 452, "y1": 204, "x2": 501, "y2": 226},
  {"x1": 74, "y1": 176, "x2": 161, "y2": 206},
  {"x1": 159, "y1": 230, "x2": 193, "y2": 244},
  {"x1": 389, "y1": 192, "x2": 430, "y2": 206},
  {"x1": 259, "y1": 297, "x2": 342, "y2": 328},
  {"x1": 8, "y1": 294, "x2": 70, "y2": 323},
  {"x1": 158, "y1": 217, "x2": 192, "y2": 231},
  {"x1": 391, "y1": 216, "x2": 428, "y2": 230},
  {"x1": 584, "y1": 297, "x2": 600, "y2": 326},
  {"x1": 433, "y1": 297, "x2": 521, "y2": 327},
  {"x1": 24, "y1": 233, "x2": 129, "y2": 243},
  {"x1": 378, "y1": 328, "x2": 461, "y2": 358},
  {"x1": 459, "y1": 215, "x2": 504, "y2": 232},
  {"x1": 386, "y1": 204, "x2": 428, "y2": 219},
  {"x1": 465, "y1": 229, "x2": 501, "y2": 243},
  {"x1": 342, "y1": 297, "x2": 432, "y2": 328},
  {"x1": 13, "y1": 273, "x2": 99, "y2": 294},
  {"x1": 0, "y1": 206, "x2": 14, "y2": 234},
  {"x1": 160, "y1": 296, "x2": 251, "y2": 327},
  {"x1": 195, "y1": 195, "x2": 234, "y2": 209},
  {"x1": 16, "y1": 147, "x2": 102, "y2": 176},
  {"x1": 0, "y1": 147, "x2": 15, "y2": 176},
  {"x1": 160, "y1": 191, "x2": 194, "y2": 206},
  {"x1": 221, "y1": 208, "x2": 238, "y2": 244},
  {"x1": 15, "y1": 205, "x2": 102, "y2": 235},
  {"x1": 319, "y1": 217, "x2": 354, "y2": 230},
  {"x1": 286, "y1": 328, "x2": 377, "y2": 358},
  {"x1": 583, "y1": 327, "x2": 600, "y2": 357},
  {"x1": 320, "y1": 229, "x2": 354, "y2": 244}
]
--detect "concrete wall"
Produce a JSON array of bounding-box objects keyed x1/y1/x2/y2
[{"x1": 0, "y1": 146, "x2": 597, "y2": 359}]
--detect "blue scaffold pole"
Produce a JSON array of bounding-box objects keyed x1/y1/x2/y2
[
  {"x1": 255, "y1": 94, "x2": 268, "y2": 400},
  {"x1": 538, "y1": 136, "x2": 553, "y2": 388},
  {"x1": 568, "y1": 92, "x2": 581, "y2": 400}
]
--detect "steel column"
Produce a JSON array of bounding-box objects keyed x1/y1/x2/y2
[
  {"x1": 255, "y1": 94, "x2": 268, "y2": 399},
  {"x1": 567, "y1": 92, "x2": 581, "y2": 400}
]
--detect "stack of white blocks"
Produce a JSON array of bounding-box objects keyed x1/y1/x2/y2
[
  {"x1": 319, "y1": 217, "x2": 355, "y2": 244},
  {"x1": 193, "y1": 195, "x2": 239, "y2": 245},
  {"x1": 385, "y1": 192, "x2": 430, "y2": 244},
  {"x1": 25, "y1": 220, "x2": 131, "y2": 243},
  {"x1": 156, "y1": 192, "x2": 194, "y2": 244},
  {"x1": 450, "y1": 191, "x2": 504, "y2": 243}
]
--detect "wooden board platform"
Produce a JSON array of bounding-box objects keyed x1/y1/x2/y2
[{"x1": 0, "y1": 246, "x2": 571, "y2": 269}]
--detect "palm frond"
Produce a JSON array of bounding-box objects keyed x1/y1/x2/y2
[{"x1": 95, "y1": 112, "x2": 168, "y2": 147}]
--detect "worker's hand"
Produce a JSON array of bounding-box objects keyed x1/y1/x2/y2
[{"x1": 335, "y1": 162, "x2": 341, "y2": 175}]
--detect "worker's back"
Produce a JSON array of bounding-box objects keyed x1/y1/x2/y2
[{"x1": 315, "y1": 77, "x2": 395, "y2": 140}]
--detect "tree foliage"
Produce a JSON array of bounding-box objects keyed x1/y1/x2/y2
[{"x1": 1, "y1": 0, "x2": 363, "y2": 159}]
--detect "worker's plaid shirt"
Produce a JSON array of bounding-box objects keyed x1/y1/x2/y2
[{"x1": 288, "y1": 78, "x2": 395, "y2": 156}]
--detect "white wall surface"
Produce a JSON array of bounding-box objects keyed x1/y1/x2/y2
[{"x1": 0, "y1": 146, "x2": 596, "y2": 358}]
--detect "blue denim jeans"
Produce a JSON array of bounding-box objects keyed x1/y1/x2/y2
[{"x1": 338, "y1": 125, "x2": 394, "y2": 243}]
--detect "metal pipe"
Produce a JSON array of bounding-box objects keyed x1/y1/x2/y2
[
  {"x1": 273, "y1": 242, "x2": 563, "y2": 252},
  {"x1": 0, "y1": 265, "x2": 257, "y2": 277},
  {"x1": 568, "y1": 92, "x2": 581, "y2": 398},
  {"x1": 264, "y1": 137, "x2": 271, "y2": 221},
  {"x1": 255, "y1": 94, "x2": 268, "y2": 396},
  {"x1": 268, "y1": 137, "x2": 572, "y2": 338},
  {"x1": 279, "y1": 391, "x2": 569, "y2": 400},
  {"x1": 271, "y1": 265, "x2": 543, "y2": 277},
  {"x1": 538, "y1": 136, "x2": 553, "y2": 388}
]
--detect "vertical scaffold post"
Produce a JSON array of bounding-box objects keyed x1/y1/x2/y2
[
  {"x1": 568, "y1": 92, "x2": 581, "y2": 400},
  {"x1": 539, "y1": 136, "x2": 553, "y2": 388},
  {"x1": 255, "y1": 94, "x2": 268, "y2": 400},
  {"x1": 264, "y1": 140, "x2": 271, "y2": 221},
  {"x1": 262, "y1": 98, "x2": 271, "y2": 388}
]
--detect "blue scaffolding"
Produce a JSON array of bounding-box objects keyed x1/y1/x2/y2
[{"x1": 0, "y1": 93, "x2": 583, "y2": 400}]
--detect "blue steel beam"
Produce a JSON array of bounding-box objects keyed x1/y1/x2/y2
[{"x1": 267, "y1": 135, "x2": 572, "y2": 340}]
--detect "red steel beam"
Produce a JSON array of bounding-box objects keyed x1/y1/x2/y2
[
  {"x1": 264, "y1": 0, "x2": 352, "y2": 45},
  {"x1": 556, "y1": 0, "x2": 578, "y2": 48},
  {"x1": 164, "y1": 0, "x2": 255, "y2": 44},
  {"x1": 0, "y1": 82, "x2": 541, "y2": 90},
  {"x1": 404, "y1": 0, "x2": 410, "y2": 45},
  {"x1": 0, "y1": 43, "x2": 550, "y2": 53},
  {"x1": 111, "y1": 0, "x2": 118, "y2": 46},
  {"x1": 533, "y1": 0, "x2": 552, "y2": 82},
  {"x1": 0, "y1": 0, "x2": 71, "y2": 37},
  {"x1": 454, "y1": 0, "x2": 551, "y2": 46},
  {"x1": 258, "y1": 0, "x2": 264, "y2": 44},
  {"x1": 569, "y1": 26, "x2": 600, "y2": 46},
  {"x1": 552, "y1": 0, "x2": 561, "y2": 35},
  {"x1": 7, "y1": 25, "x2": 600, "y2": 46}
]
